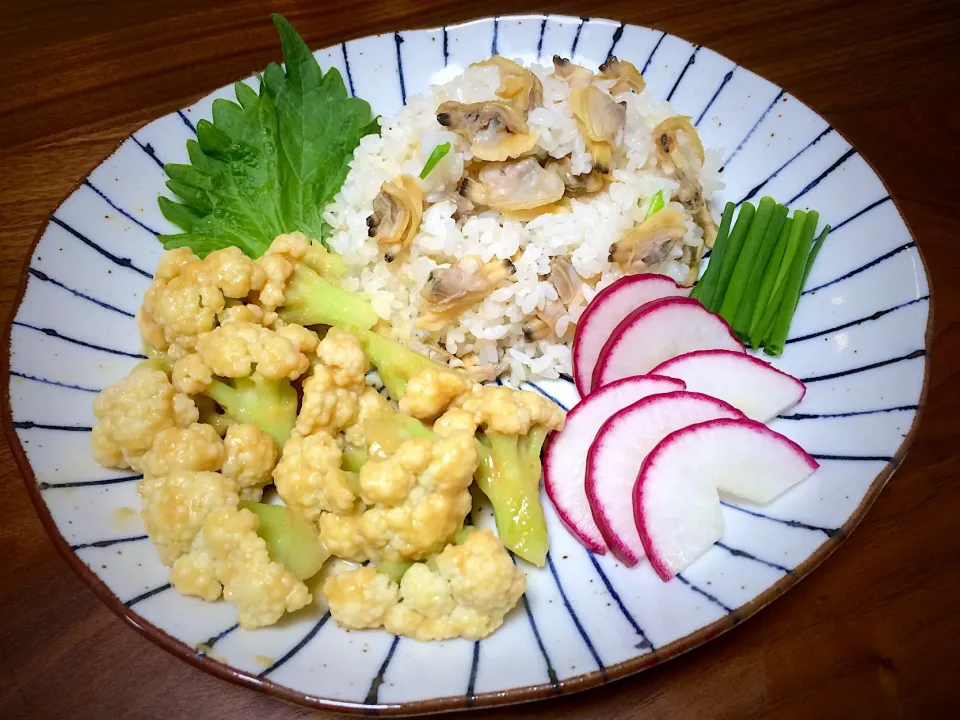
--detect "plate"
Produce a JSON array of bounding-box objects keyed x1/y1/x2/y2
[{"x1": 2, "y1": 13, "x2": 931, "y2": 715}]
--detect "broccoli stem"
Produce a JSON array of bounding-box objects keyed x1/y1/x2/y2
[
  {"x1": 239, "y1": 500, "x2": 329, "y2": 579},
  {"x1": 304, "y1": 241, "x2": 345, "y2": 279},
  {"x1": 277, "y1": 264, "x2": 379, "y2": 329},
  {"x1": 205, "y1": 376, "x2": 297, "y2": 446},
  {"x1": 348, "y1": 327, "x2": 453, "y2": 400},
  {"x1": 475, "y1": 431, "x2": 549, "y2": 567}
]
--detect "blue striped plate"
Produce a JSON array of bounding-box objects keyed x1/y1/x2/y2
[{"x1": 3, "y1": 13, "x2": 930, "y2": 715}]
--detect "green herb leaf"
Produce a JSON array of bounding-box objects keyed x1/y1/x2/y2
[
  {"x1": 158, "y1": 15, "x2": 379, "y2": 257},
  {"x1": 419, "y1": 142, "x2": 451, "y2": 179}
]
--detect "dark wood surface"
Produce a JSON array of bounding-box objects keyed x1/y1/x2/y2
[{"x1": 1, "y1": 1, "x2": 959, "y2": 717}]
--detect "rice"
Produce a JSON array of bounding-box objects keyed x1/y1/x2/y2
[{"x1": 324, "y1": 58, "x2": 722, "y2": 385}]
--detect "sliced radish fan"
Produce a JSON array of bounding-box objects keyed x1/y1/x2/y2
[
  {"x1": 585, "y1": 391, "x2": 743, "y2": 566},
  {"x1": 634, "y1": 418, "x2": 820, "y2": 580},
  {"x1": 543, "y1": 375, "x2": 685, "y2": 553},
  {"x1": 572, "y1": 275, "x2": 687, "y2": 396},
  {"x1": 650, "y1": 350, "x2": 805, "y2": 422},
  {"x1": 592, "y1": 297, "x2": 744, "y2": 391}
]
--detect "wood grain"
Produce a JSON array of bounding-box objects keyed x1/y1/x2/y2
[{"x1": 1, "y1": 1, "x2": 959, "y2": 718}]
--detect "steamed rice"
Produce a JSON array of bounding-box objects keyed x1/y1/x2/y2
[{"x1": 323, "y1": 59, "x2": 723, "y2": 384}]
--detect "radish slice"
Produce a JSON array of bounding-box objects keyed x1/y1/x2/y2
[
  {"x1": 585, "y1": 391, "x2": 742, "y2": 565},
  {"x1": 543, "y1": 375, "x2": 686, "y2": 553},
  {"x1": 634, "y1": 435, "x2": 724, "y2": 582},
  {"x1": 592, "y1": 297, "x2": 744, "y2": 391},
  {"x1": 634, "y1": 418, "x2": 820, "y2": 580},
  {"x1": 572, "y1": 275, "x2": 687, "y2": 396},
  {"x1": 650, "y1": 350, "x2": 806, "y2": 422}
]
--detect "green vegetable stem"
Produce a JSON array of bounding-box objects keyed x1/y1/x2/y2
[
  {"x1": 710, "y1": 202, "x2": 756, "y2": 311},
  {"x1": 747, "y1": 216, "x2": 792, "y2": 342},
  {"x1": 732, "y1": 202, "x2": 789, "y2": 337},
  {"x1": 764, "y1": 211, "x2": 820, "y2": 355},
  {"x1": 689, "y1": 202, "x2": 735, "y2": 306},
  {"x1": 419, "y1": 143, "x2": 452, "y2": 179},
  {"x1": 750, "y1": 210, "x2": 807, "y2": 346},
  {"x1": 718, "y1": 197, "x2": 777, "y2": 323}
]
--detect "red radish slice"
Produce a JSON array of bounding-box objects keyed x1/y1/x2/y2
[
  {"x1": 543, "y1": 375, "x2": 686, "y2": 553},
  {"x1": 634, "y1": 418, "x2": 820, "y2": 580},
  {"x1": 585, "y1": 391, "x2": 743, "y2": 565},
  {"x1": 592, "y1": 297, "x2": 744, "y2": 391},
  {"x1": 650, "y1": 350, "x2": 806, "y2": 422},
  {"x1": 572, "y1": 275, "x2": 687, "y2": 396},
  {"x1": 660, "y1": 417, "x2": 818, "y2": 504},
  {"x1": 634, "y1": 434, "x2": 724, "y2": 582}
]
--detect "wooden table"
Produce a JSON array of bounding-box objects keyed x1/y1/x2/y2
[{"x1": 1, "y1": 1, "x2": 958, "y2": 717}]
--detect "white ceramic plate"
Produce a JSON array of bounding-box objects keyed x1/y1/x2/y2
[{"x1": 3, "y1": 13, "x2": 931, "y2": 715}]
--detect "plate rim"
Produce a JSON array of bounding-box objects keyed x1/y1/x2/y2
[{"x1": 2, "y1": 12, "x2": 935, "y2": 715}]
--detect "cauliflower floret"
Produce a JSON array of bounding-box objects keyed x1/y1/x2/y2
[
  {"x1": 192, "y1": 321, "x2": 313, "y2": 381},
  {"x1": 251, "y1": 233, "x2": 309, "y2": 311},
  {"x1": 344, "y1": 387, "x2": 395, "y2": 448},
  {"x1": 138, "y1": 471, "x2": 239, "y2": 565},
  {"x1": 455, "y1": 386, "x2": 565, "y2": 435},
  {"x1": 172, "y1": 507, "x2": 311, "y2": 629},
  {"x1": 218, "y1": 303, "x2": 266, "y2": 327},
  {"x1": 319, "y1": 434, "x2": 476, "y2": 563},
  {"x1": 92, "y1": 364, "x2": 199, "y2": 471},
  {"x1": 325, "y1": 530, "x2": 525, "y2": 641},
  {"x1": 273, "y1": 431, "x2": 359, "y2": 520},
  {"x1": 137, "y1": 247, "x2": 257, "y2": 359},
  {"x1": 140, "y1": 423, "x2": 224, "y2": 478},
  {"x1": 296, "y1": 329, "x2": 369, "y2": 437},
  {"x1": 221, "y1": 423, "x2": 277, "y2": 502},
  {"x1": 398, "y1": 367, "x2": 474, "y2": 421},
  {"x1": 432, "y1": 408, "x2": 480, "y2": 438},
  {"x1": 323, "y1": 566, "x2": 399, "y2": 630}
]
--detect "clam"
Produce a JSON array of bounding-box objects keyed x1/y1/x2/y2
[
  {"x1": 570, "y1": 84, "x2": 626, "y2": 174},
  {"x1": 651, "y1": 116, "x2": 717, "y2": 246},
  {"x1": 552, "y1": 56, "x2": 594, "y2": 89},
  {"x1": 460, "y1": 157, "x2": 565, "y2": 213},
  {"x1": 609, "y1": 207, "x2": 688, "y2": 269},
  {"x1": 471, "y1": 56, "x2": 543, "y2": 113},
  {"x1": 545, "y1": 156, "x2": 604, "y2": 196},
  {"x1": 416, "y1": 257, "x2": 516, "y2": 331},
  {"x1": 437, "y1": 101, "x2": 539, "y2": 162},
  {"x1": 366, "y1": 175, "x2": 423, "y2": 262},
  {"x1": 598, "y1": 56, "x2": 645, "y2": 94}
]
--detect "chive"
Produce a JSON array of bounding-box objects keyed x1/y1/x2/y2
[
  {"x1": 747, "y1": 217, "x2": 792, "y2": 346},
  {"x1": 764, "y1": 211, "x2": 820, "y2": 355},
  {"x1": 801, "y1": 225, "x2": 831, "y2": 288},
  {"x1": 419, "y1": 142, "x2": 451, "y2": 179},
  {"x1": 689, "y1": 202, "x2": 734, "y2": 304},
  {"x1": 718, "y1": 197, "x2": 777, "y2": 324},
  {"x1": 733, "y1": 203, "x2": 789, "y2": 339},
  {"x1": 750, "y1": 210, "x2": 807, "y2": 345},
  {"x1": 644, "y1": 190, "x2": 665, "y2": 219},
  {"x1": 709, "y1": 202, "x2": 756, "y2": 312}
]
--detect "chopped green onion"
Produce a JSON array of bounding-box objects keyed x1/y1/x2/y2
[
  {"x1": 732, "y1": 203, "x2": 789, "y2": 338},
  {"x1": 419, "y1": 142, "x2": 451, "y2": 179},
  {"x1": 719, "y1": 197, "x2": 777, "y2": 323},
  {"x1": 764, "y1": 211, "x2": 820, "y2": 355},
  {"x1": 710, "y1": 202, "x2": 756, "y2": 312},
  {"x1": 690, "y1": 202, "x2": 735, "y2": 306},
  {"x1": 644, "y1": 190, "x2": 665, "y2": 219}
]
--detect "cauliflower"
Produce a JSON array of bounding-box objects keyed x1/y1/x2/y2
[
  {"x1": 140, "y1": 423, "x2": 224, "y2": 478},
  {"x1": 456, "y1": 385, "x2": 565, "y2": 436},
  {"x1": 190, "y1": 321, "x2": 315, "y2": 382},
  {"x1": 137, "y1": 247, "x2": 262, "y2": 360},
  {"x1": 91, "y1": 364, "x2": 199, "y2": 471},
  {"x1": 296, "y1": 328, "x2": 369, "y2": 437},
  {"x1": 323, "y1": 566, "x2": 400, "y2": 630},
  {"x1": 138, "y1": 471, "x2": 239, "y2": 565},
  {"x1": 171, "y1": 506, "x2": 311, "y2": 629},
  {"x1": 318, "y1": 434, "x2": 476, "y2": 562},
  {"x1": 221, "y1": 423, "x2": 277, "y2": 502},
  {"x1": 273, "y1": 431, "x2": 359, "y2": 520},
  {"x1": 344, "y1": 387, "x2": 395, "y2": 448},
  {"x1": 398, "y1": 367, "x2": 474, "y2": 421},
  {"x1": 324, "y1": 530, "x2": 525, "y2": 641}
]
